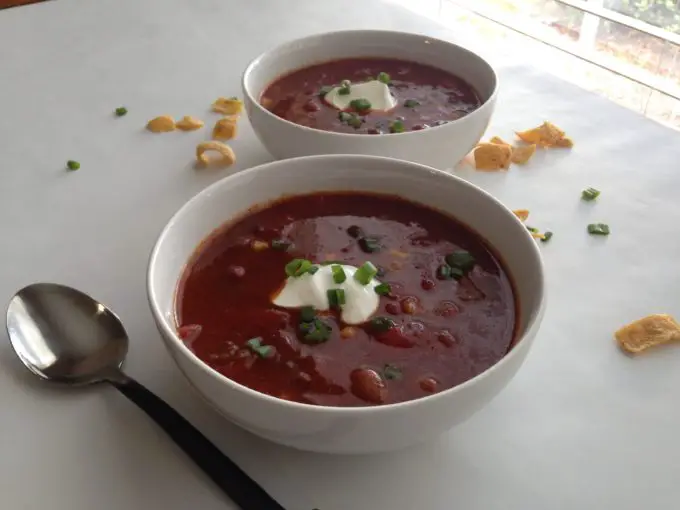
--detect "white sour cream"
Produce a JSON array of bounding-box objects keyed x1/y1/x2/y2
[
  {"x1": 324, "y1": 80, "x2": 397, "y2": 112},
  {"x1": 272, "y1": 264, "x2": 381, "y2": 325}
]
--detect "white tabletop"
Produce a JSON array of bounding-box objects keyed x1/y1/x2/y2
[{"x1": 1, "y1": 0, "x2": 679, "y2": 509}]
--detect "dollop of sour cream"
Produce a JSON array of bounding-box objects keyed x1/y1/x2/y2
[
  {"x1": 324, "y1": 80, "x2": 397, "y2": 112},
  {"x1": 272, "y1": 264, "x2": 381, "y2": 325}
]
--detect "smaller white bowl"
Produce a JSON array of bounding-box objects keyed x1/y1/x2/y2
[
  {"x1": 148, "y1": 155, "x2": 546, "y2": 454},
  {"x1": 242, "y1": 30, "x2": 497, "y2": 170}
]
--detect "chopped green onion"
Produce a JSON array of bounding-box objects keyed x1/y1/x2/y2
[
  {"x1": 300, "y1": 306, "x2": 316, "y2": 323},
  {"x1": 354, "y1": 261, "x2": 378, "y2": 285},
  {"x1": 319, "y1": 86, "x2": 333, "y2": 98},
  {"x1": 66, "y1": 160, "x2": 80, "y2": 171},
  {"x1": 587, "y1": 223, "x2": 610, "y2": 236},
  {"x1": 347, "y1": 114, "x2": 362, "y2": 129},
  {"x1": 114, "y1": 106, "x2": 128, "y2": 117},
  {"x1": 374, "y1": 283, "x2": 391, "y2": 296},
  {"x1": 445, "y1": 250, "x2": 475, "y2": 272},
  {"x1": 526, "y1": 226, "x2": 539, "y2": 233},
  {"x1": 285, "y1": 258, "x2": 313, "y2": 277},
  {"x1": 246, "y1": 337, "x2": 275, "y2": 358},
  {"x1": 338, "y1": 80, "x2": 351, "y2": 95},
  {"x1": 321, "y1": 259, "x2": 345, "y2": 265},
  {"x1": 338, "y1": 111, "x2": 352, "y2": 122},
  {"x1": 541, "y1": 231, "x2": 554, "y2": 243},
  {"x1": 377, "y1": 72, "x2": 391, "y2": 84},
  {"x1": 389, "y1": 119, "x2": 405, "y2": 134},
  {"x1": 306, "y1": 264, "x2": 320, "y2": 275},
  {"x1": 436, "y1": 264, "x2": 452, "y2": 280},
  {"x1": 347, "y1": 225, "x2": 364, "y2": 238},
  {"x1": 383, "y1": 364, "x2": 402, "y2": 380},
  {"x1": 349, "y1": 98, "x2": 372, "y2": 112},
  {"x1": 331, "y1": 265, "x2": 347, "y2": 284},
  {"x1": 327, "y1": 288, "x2": 346, "y2": 309},
  {"x1": 370, "y1": 316, "x2": 396, "y2": 333},
  {"x1": 271, "y1": 239, "x2": 292, "y2": 251},
  {"x1": 403, "y1": 99, "x2": 420, "y2": 108},
  {"x1": 582, "y1": 187, "x2": 601, "y2": 201},
  {"x1": 299, "y1": 318, "x2": 332, "y2": 344},
  {"x1": 358, "y1": 237, "x2": 381, "y2": 253}
]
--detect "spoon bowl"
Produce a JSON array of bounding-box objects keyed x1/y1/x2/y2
[{"x1": 7, "y1": 283, "x2": 127, "y2": 385}]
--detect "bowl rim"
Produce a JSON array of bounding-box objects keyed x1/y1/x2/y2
[
  {"x1": 147, "y1": 154, "x2": 545, "y2": 415},
  {"x1": 241, "y1": 29, "x2": 499, "y2": 139}
]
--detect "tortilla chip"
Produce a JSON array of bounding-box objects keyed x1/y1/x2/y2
[
  {"x1": 490, "y1": 136, "x2": 510, "y2": 146},
  {"x1": 513, "y1": 209, "x2": 530, "y2": 222},
  {"x1": 511, "y1": 144, "x2": 537, "y2": 164},
  {"x1": 516, "y1": 121, "x2": 571, "y2": 148},
  {"x1": 473, "y1": 143, "x2": 512, "y2": 171},
  {"x1": 615, "y1": 314, "x2": 680, "y2": 354}
]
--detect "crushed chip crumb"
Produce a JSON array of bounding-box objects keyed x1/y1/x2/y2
[
  {"x1": 146, "y1": 115, "x2": 176, "y2": 133},
  {"x1": 490, "y1": 136, "x2": 510, "y2": 146},
  {"x1": 473, "y1": 142, "x2": 512, "y2": 171},
  {"x1": 511, "y1": 144, "x2": 537, "y2": 164},
  {"x1": 513, "y1": 209, "x2": 530, "y2": 222},
  {"x1": 516, "y1": 121, "x2": 572, "y2": 148},
  {"x1": 176, "y1": 116, "x2": 204, "y2": 131},
  {"x1": 212, "y1": 97, "x2": 243, "y2": 115},
  {"x1": 195, "y1": 140, "x2": 236, "y2": 167},
  {"x1": 615, "y1": 314, "x2": 680, "y2": 354},
  {"x1": 213, "y1": 117, "x2": 238, "y2": 140}
]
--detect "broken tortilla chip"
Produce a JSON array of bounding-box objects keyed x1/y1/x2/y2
[
  {"x1": 490, "y1": 136, "x2": 510, "y2": 146},
  {"x1": 615, "y1": 314, "x2": 680, "y2": 354},
  {"x1": 511, "y1": 144, "x2": 537, "y2": 164},
  {"x1": 513, "y1": 209, "x2": 530, "y2": 222},
  {"x1": 473, "y1": 142, "x2": 512, "y2": 171},
  {"x1": 516, "y1": 121, "x2": 571, "y2": 148}
]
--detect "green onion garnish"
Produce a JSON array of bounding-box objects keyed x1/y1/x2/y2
[
  {"x1": 526, "y1": 226, "x2": 539, "y2": 233},
  {"x1": 436, "y1": 264, "x2": 452, "y2": 280},
  {"x1": 370, "y1": 316, "x2": 396, "y2": 333},
  {"x1": 319, "y1": 86, "x2": 333, "y2": 98},
  {"x1": 338, "y1": 111, "x2": 352, "y2": 122},
  {"x1": 582, "y1": 187, "x2": 600, "y2": 201},
  {"x1": 271, "y1": 239, "x2": 292, "y2": 251},
  {"x1": 347, "y1": 225, "x2": 364, "y2": 238},
  {"x1": 389, "y1": 119, "x2": 405, "y2": 134},
  {"x1": 377, "y1": 72, "x2": 391, "y2": 84},
  {"x1": 306, "y1": 264, "x2": 320, "y2": 275},
  {"x1": 541, "y1": 231, "x2": 554, "y2": 242},
  {"x1": 331, "y1": 265, "x2": 346, "y2": 284},
  {"x1": 383, "y1": 364, "x2": 402, "y2": 380},
  {"x1": 403, "y1": 99, "x2": 420, "y2": 108},
  {"x1": 115, "y1": 107, "x2": 128, "y2": 117},
  {"x1": 338, "y1": 80, "x2": 351, "y2": 95},
  {"x1": 358, "y1": 237, "x2": 381, "y2": 253},
  {"x1": 354, "y1": 261, "x2": 378, "y2": 285},
  {"x1": 285, "y1": 258, "x2": 313, "y2": 277},
  {"x1": 300, "y1": 306, "x2": 316, "y2": 322},
  {"x1": 66, "y1": 160, "x2": 80, "y2": 171},
  {"x1": 374, "y1": 283, "x2": 391, "y2": 296},
  {"x1": 299, "y1": 318, "x2": 332, "y2": 344},
  {"x1": 347, "y1": 114, "x2": 362, "y2": 129},
  {"x1": 445, "y1": 250, "x2": 475, "y2": 272},
  {"x1": 587, "y1": 223, "x2": 610, "y2": 236},
  {"x1": 327, "y1": 288, "x2": 346, "y2": 309},
  {"x1": 246, "y1": 337, "x2": 275, "y2": 358},
  {"x1": 349, "y1": 98, "x2": 372, "y2": 112}
]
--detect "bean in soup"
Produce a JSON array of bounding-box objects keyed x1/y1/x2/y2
[
  {"x1": 260, "y1": 58, "x2": 482, "y2": 134},
  {"x1": 176, "y1": 192, "x2": 516, "y2": 407}
]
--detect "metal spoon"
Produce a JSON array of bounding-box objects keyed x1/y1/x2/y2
[{"x1": 6, "y1": 282, "x2": 286, "y2": 510}]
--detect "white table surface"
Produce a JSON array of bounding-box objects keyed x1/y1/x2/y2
[{"x1": 2, "y1": 0, "x2": 679, "y2": 508}]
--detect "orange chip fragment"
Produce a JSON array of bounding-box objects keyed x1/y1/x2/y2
[
  {"x1": 511, "y1": 144, "x2": 537, "y2": 164},
  {"x1": 513, "y1": 209, "x2": 530, "y2": 222},
  {"x1": 473, "y1": 142, "x2": 512, "y2": 171},
  {"x1": 516, "y1": 121, "x2": 572, "y2": 148},
  {"x1": 490, "y1": 136, "x2": 510, "y2": 146},
  {"x1": 615, "y1": 314, "x2": 680, "y2": 354}
]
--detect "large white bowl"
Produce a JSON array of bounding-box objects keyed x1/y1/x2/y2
[
  {"x1": 147, "y1": 155, "x2": 545, "y2": 454},
  {"x1": 242, "y1": 30, "x2": 497, "y2": 170}
]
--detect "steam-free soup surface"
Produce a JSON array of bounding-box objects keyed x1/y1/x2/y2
[{"x1": 176, "y1": 192, "x2": 516, "y2": 407}]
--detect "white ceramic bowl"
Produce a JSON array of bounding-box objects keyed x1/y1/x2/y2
[
  {"x1": 242, "y1": 30, "x2": 497, "y2": 170},
  {"x1": 148, "y1": 155, "x2": 545, "y2": 454}
]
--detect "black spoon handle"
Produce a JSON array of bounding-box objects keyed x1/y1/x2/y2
[{"x1": 108, "y1": 374, "x2": 287, "y2": 510}]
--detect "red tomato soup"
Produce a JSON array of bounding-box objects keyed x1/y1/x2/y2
[
  {"x1": 176, "y1": 192, "x2": 516, "y2": 407},
  {"x1": 260, "y1": 58, "x2": 482, "y2": 135}
]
